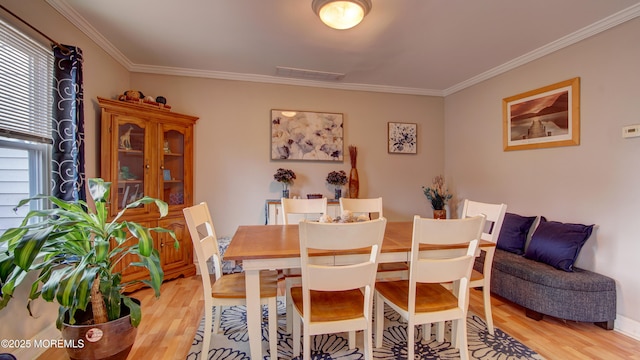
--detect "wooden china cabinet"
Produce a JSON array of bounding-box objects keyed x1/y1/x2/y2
[{"x1": 98, "y1": 97, "x2": 198, "y2": 290}]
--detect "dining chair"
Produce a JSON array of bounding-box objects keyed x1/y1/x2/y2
[
  {"x1": 292, "y1": 218, "x2": 387, "y2": 360},
  {"x1": 281, "y1": 197, "x2": 328, "y2": 224},
  {"x1": 339, "y1": 197, "x2": 407, "y2": 281},
  {"x1": 458, "y1": 199, "x2": 507, "y2": 335},
  {"x1": 281, "y1": 197, "x2": 328, "y2": 332},
  {"x1": 339, "y1": 197, "x2": 383, "y2": 219},
  {"x1": 183, "y1": 202, "x2": 279, "y2": 359},
  {"x1": 374, "y1": 215, "x2": 484, "y2": 360}
]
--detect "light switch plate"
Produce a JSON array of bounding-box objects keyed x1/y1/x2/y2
[{"x1": 622, "y1": 125, "x2": 640, "y2": 138}]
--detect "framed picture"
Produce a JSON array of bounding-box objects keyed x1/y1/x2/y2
[
  {"x1": 503, "y1": 77, "x2": 580, "y2": 151},
  {"x1": 163, "y1": 169, "x2": 172, "y2": 181},
  {"x1": 388, "y1": 122, "x2": 417, "y2": 154},
  {"x1": 271, "y1": 109, "x2": 343, "y2": 161}
]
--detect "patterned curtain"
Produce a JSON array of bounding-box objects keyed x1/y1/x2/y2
[{"x1": 51, "y1": 44, "x2": 85, "y2": 202}]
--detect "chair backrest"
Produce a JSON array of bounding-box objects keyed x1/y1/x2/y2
[
  {"x1": 461, "y1": 199, "x2": 507, "y2": 243},
  {"x1": 183, "y1": 202, "x2": 224, "y2": 289},
  {"x1": 408, "y1": 215, "x2": 483, "y2": 312},
  {"x1": 339, "y1": 197, "x2": 383, "y2": 219},
  {"x1": 281, "y1": 197, "x2": 328, "y2": 224},
  {"x1": 298, "y1": 218, "x2": 387, "y2": 315}
]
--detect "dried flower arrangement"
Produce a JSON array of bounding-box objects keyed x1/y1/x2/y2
[
  {"x1": 422, "y1": 175, "x2": 453, "y2": 210},
  {"x1": 326, "y1": 170, "x2": 348, "y2": 186}
]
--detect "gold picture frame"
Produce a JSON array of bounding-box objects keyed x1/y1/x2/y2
[{"x1": 503, "y1": 77, "x2": 580, "y2": 151}]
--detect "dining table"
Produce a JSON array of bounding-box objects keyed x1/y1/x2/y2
[{"x1": 224, "y1": 221, "x2": 495, "y2": 359}]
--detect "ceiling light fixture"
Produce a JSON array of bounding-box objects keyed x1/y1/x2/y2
[{"x1": 312, "y1": 0, "x2": 372, "y2": 30}]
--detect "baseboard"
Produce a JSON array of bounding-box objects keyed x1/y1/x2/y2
[
  {"x1": 10, "y1": 323, "x2": 60, "y2": 359},
  {"x1": 614, "y1": 313, "x2": 640, "y2": 341}
]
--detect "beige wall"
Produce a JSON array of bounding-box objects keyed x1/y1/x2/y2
[
  {"x1": 0, "y1": 0, "x2": 129, "y2": 355},
  {"x1": 445, "y1": 18, "x2": 640, "y2": 335},
  {"x1": 130, "y1": 74, "x2": 444, "y2": 236}
]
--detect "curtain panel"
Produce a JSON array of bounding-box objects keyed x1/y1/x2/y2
[{"x1": 52, "y1": 44, "x2": 85, "y2": 202}]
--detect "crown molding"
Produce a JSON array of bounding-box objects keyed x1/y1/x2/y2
[
  {"x1": 443, "y1": 2, "x2": 640, "y2": 96},
  {"x1": 48, "y1": 0, "x2": 640, "y2": 98}
]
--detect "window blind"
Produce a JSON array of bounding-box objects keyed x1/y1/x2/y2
[{"x1": 0, "y1": 19, "x2": 53, "y2": 144}]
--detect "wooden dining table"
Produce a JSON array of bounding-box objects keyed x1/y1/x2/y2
[{"x1": 224, "y1": 221, "x2": 495, "y2": 359}]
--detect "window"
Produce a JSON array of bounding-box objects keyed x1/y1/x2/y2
[{"x1": 0, "y1": 19, "x2": 53, "y2": 235}]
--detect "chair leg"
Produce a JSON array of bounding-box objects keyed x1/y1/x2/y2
[
  {"x1": 482, "y1": 284, "x2": 494, "y2": 335},
  {"x1": 285, "y1": 279, "x2": 292, "y2": 333},
  {"x1": 435, "y1": 321, "x2": 445, "y2": 342},
  {"x1": 364, "y1": 327, "x2": 373, "y2": 360},
  {"x1": 213, "y1": 304, "x2": 221, "y2": 334},
  {"x1": 268, "y1": 298, "x2": 278, "y2": 359},
  {"x1": 202, "y1": 303, "x2": 212, "y2": 358},
  {"x1": 451, "y1": 320, "x2": 458, "y2": 348},
  {"x1": 422, "y1": 323, "x2": 431, "y2": 341},
  {"x1": 303, "y1": 324, "x2": 311, "y2": 360},
  {"x1": 348, "y1": 330, "x2": 356, "y2": 349},
  {"x1": 293, "y1": 312, "x2": 301, "y2": 357},
  {"x1": 407, "y1": 320, "x2": 415, "y2": 360},
  {"x1": 457, "y1": 317, "x2": 470, "y2": 360},
  {"x1": 375, "y1": 294, "x2": 384, "y2": 348}
]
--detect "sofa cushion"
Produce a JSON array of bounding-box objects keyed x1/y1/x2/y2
[
  {"x1": 496, "y1": 212, "x2": 537, "y2": 255},
  {"x1": 490, "y1": 249, "x2": 615, "y2": 292},
  {"x1": 524, "y1": 218, "x2": 594, "y2": 272}
]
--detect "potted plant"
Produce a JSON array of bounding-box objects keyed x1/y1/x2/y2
[
  {"x1": 326, "y1": 170, "x2": 348, "y2": 199},
  {"x1": 0, "y1": 178, "x2": 175, "y2": 359},
  {"x1": 422, "y1": 175, "x2": 453, "y2": 219},
  {"x1": 274, "y1": 168, "x2": 296, "y2": 198}
]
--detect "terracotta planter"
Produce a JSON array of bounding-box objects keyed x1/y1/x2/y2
[
  {"x1": 61, "y1": 300, "x2": 138, "y2": 360},
  {"x1": 433, "y1": 209, "x2": 446, "y2": 219}
]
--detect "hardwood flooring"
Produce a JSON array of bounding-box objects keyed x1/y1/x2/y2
[{"x1": 39, "y1": 275, "x2": 640, "y2": 359}]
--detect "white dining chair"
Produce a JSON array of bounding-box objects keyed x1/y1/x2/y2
[
  {"x1": 458, "y1": 199, "x2": 507, "y2": 335},
  {"x1": 374, "y1": 215, "x2": 484, "y2": 360},
  {"x1": 183, "y1": 202, "x2": 279, "y2": 359},
  {"x1": 281, "y1": 197, "x2": 328, "y2": 332},
  {"x1": 292, "y1": 218, "x2": 387, "y2": 360},
  {"x1": 340, "y1": 197, "x2": 407, "y2": 280},
  {"x1": 339, "y1": 197, "x2": 383, "y2": 219}
]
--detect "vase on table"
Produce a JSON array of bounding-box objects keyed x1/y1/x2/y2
[
  {"x1": 335, "y1": 188, "x2": 342, "y2": 200},
  {"x1": 433, "y1": 209, "x2": 446, "y2": 219},
  {"x1": 282, "y1": 189, "x2": 289, "y2": 199},
  {"x1": 348, "y1": 145, "x2": 359, "y2": 198}
]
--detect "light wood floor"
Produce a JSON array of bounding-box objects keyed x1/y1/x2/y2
[{"x1": 40, "y1": 275, "x2": 640, "y2": 360}]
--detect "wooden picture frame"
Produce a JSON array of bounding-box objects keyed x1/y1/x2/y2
[
  {"x1": 271, "y1": 109, "x2": 343, "y2": 161},
  {"x1": 503, "y1": 77, "x2": 580, "y2": 151},
  {"x1": 388, "y1": 122, "x2": 417, "y2": 154}
]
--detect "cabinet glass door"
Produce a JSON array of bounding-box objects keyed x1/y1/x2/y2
[
  {"x1": 116, "y1": 120, "x2": 148, "y2": 213},
  {"x1": 161, "y1": 126, "x2": 186, "y2": 208}
]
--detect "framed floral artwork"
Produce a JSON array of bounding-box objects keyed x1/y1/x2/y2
[
  {"x1": 271, "y1": 109, "x2": 343, "y2": 161},
  {"x1": 388, "y1": 122, "x2": 417, "y2": 154},
  {"x1": 503, "y1": 77, "x2": 580, "y2": 151}
]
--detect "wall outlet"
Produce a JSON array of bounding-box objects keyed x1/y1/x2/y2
[{"x1": 622, "y1": 125, "x2": 640, "y2": 138}]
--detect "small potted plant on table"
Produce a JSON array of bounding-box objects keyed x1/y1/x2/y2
[
  {"x1": 0, "y1": 178, "x2": 175, "y2": 360},
  {"x1": 274, "y1": 168, "x2": 296, "y2": 198},
  {"x1": 326, "y1": 170, "x2": 348, "y2": 199},
  {"x1": 422, "y1": 175, "x2": 453, "y2": 219}
]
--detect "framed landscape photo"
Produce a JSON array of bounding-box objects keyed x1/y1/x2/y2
[
  {"x1": 503, "y1": 77, "x2": 580, "y2": 151},
  {"x1": 271, "y1": 109, "x2": 344, "y2": 161},
  {"x1": 388, "y1": 122, "x2": 417, "y2": 154}
]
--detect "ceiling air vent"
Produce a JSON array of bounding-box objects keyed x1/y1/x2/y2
[{"x1": 275, "y1": 66, "x2": 345, "y2": 82}]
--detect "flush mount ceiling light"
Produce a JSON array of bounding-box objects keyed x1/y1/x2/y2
[{"x1": 312, "y1": 0, "x2": 372, "y2": 30}]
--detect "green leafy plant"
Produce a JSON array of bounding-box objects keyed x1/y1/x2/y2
[
  {"x1": 422, "y1": 175, "x2": 453, "y2": 210},
  {"x1": 0, "y1": 178, "x2": 176, "y2": 329}
]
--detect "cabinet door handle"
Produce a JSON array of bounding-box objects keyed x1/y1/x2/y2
[
  {"x1": 160, "y1": 165, "x2": 165, "y2": 170},
  {"x1": 145, "y1": 164, "x2": 150, "y2": 169}
]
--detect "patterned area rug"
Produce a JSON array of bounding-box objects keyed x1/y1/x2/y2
[{"x1": 186, "y1": 297, "x2": 544, "y2": 360}]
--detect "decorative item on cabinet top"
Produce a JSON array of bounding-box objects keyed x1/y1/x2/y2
[{"x1": 118, "y1": 89, "x2": 172, "y2": 110}]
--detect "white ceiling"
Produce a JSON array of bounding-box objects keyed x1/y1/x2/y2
[{"x1": 48, "y1": 0, "x2": 640, "y2": 96}]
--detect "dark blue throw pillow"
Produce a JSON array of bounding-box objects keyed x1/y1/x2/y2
[
  {"x1": 496, "y1": 212, "x2": 537, "y2": 255},
  {"x1": 524, "y1": 218, "x2": 594, "y2": 272}
]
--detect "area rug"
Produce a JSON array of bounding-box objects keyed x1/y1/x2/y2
[{"x1": 186, "y1": 297, "x2": 544, "y2": 360}]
